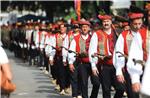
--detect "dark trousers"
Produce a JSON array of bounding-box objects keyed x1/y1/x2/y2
[
  {"x1": 29, "y1": 48, "x2": 37, "y2": 65},
  {"x1": 65, "y1": 65, "x2": 70, "y2": 88},
  {"x1": 101, "y1": 65, "x2": 125, "y2": 98},
  {"x1": 54, "y1": 56, "x2": 67, "y2": 90},
  {"x1": 124, "y1": 70, "x2": 139, "y2": 98},
  {"x1": 39, "y1": 49, "x2": 45, "y2": 67},
  {"x1": 44, "y1": 56, "x2": 49, "y2": 71},
  {"x1": 70, "y1": 61, "x2": 81, "y2": 97},
  {"x1": 78, "y1": 63, "x2": 92, "y2": 98},
  {"x1": 21, "y1": 47, "x2": 28, "y2": 62},
  {"x1": 50, "y1": 64, "x2": 57, "y2": 79},
  {"x1": 90, "y1": 75, "x2": 101, "y2": 98}
]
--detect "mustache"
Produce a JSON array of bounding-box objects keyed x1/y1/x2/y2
[{"x1": 104, "y1": 24, "x2": 110, "y2": 26}]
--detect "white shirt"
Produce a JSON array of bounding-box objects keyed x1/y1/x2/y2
[
  {"x1": 141, "y1": 48, "x2": 150, "y2": 96},
  {"x1": 47, "y1": 35, "x2": 56, "y2": 61},
  {"x1": 89, "y1": 32, "x2": 98, "y2": 70},
  {"x1": 127, "y1": 31, "x2": 143, "y2": 84},
  {"x1": 62, "y1": 33, "x2": 79, "y2": 63},
  {"x1": 113, "y1": 30, "x2": 136, "y2": 76},
  {"x1": 35, "y1": 31, "x2": 40, "y2": 48},
  {"x1": 0, "y1": 47, "x2": 9, "y2": 65},
  {"x1": 49, "y1": 33, "x2": 66, "y2": 61},
  {"x1": 25, "y1": 29, "x2": 33, "y2": 44},
  {"x1": 45, "y1": 34, "x2": 51, "y2": 55},
  {"x1": 39, "y1": 31, "x2": 47, "y2": 49},
  {"x1": 33, "y1": 30, "x2": 39, "y2": 43}
]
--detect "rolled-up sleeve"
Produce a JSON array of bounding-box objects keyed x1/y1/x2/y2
[
  {"x1": 113, "y1": 34, "x2": 125, "y2": 76},
  {"x1": 89, "y1": 33, "x2": 98, "y2": 70},
  {"x1": 49, "y1": 36, "x2": 56, "y2": 61},
  {"x1": 62, "y1": 35, "x2": 69, "y2": 62},
  {"x1": 68, "y1": 39, "x2": 76, "y2": 65}
]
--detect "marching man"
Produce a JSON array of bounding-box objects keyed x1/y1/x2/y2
[
  {"x1": 127, "y1": 3, "x2": 150, "y2": 97},
  {"x1": 89, "y1": 14, "x2": 124, "y2": 98},
  {"x1": 113, "y1": 12, "x2": 144, "y2": 98},
  {"x1": 62, "y1": 20, "x2": 81, "y2": 97}
]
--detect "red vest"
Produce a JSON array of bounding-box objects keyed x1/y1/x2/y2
[
  {"x1": 38, "y1": 31, "x2": 41, "y2": 43},
  {"x1": 122, "y1": 30, "x2": 133, "y2": 56},
  {"x1": 74, "y1": 34, "x2": 91, "y2": 63},
  {"x1": 96, "y1": 29, "x2": 116, "y2": 65},
  {"x1": 55, "y1": 33, "x2": 66, "y2": 56},
  {"x1": 139, "y1": 27, "x2": 149, "y2": 61},
  {"x1": 68, "y1": 30, "x2": 80, "y2": 47}
]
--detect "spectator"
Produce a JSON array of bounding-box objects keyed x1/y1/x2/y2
[{"x1": 0, "y1": 46, "x2": 13, "y2": 98}]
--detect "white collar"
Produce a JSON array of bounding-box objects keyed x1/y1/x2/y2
[
  {"x1": 131, "y1": 30, "x2": 139, "y2": 37},
  {"x1": 81, "y1": 34, "x2": 89, "y2": 40},
  {"x1": 104, "y1": 28, "x2": 111, "y2": 35},
  {"x1": 73, "y1": 33, "x2": 79, "y2": 36},
  {"x1": 61, "y1": 33, "x2": 66, "y2": 38}
]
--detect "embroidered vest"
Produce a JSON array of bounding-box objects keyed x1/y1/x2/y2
[
  {"x1": 96, "y1": 29, "x2": 116, "y2": 65},
  {"x1": 139, "y1": 27, "x2": 149, "y2": 62},
  {"x1": 56, "y1": 34, "x2": 64, "y2": 48},
  {"x1": 74, "y1": 34, "x2": 91, "y2": 63},
  {"x1": 96, "y1": 30, "x2": 108, "y2": 56},
  {"x1": 122, "y1": 30, "x2": 134, "y2": 56},
  {"x1": 56, "y1": 33, "x2": 66, "y2": 56},
  {"x1": 38, "y1": 31, "x2": 41, "y2": 44},
  {"x1": 68, "y1": 31, "x2": 75, "y2": 47}
]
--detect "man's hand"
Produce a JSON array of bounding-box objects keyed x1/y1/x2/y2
[
  {"x1": 49, "y1": 60, "x2": 54, "y2": 65},
  {"x1": 92, "y1": 68, "x2": 99, "y2": 76},
  {"x1": 63, "y1": 62, "x2": 67, "y2": 66},
  {"x1": 117, "y1": 75, "x2": 125, "y2": 83},
  {"x1": 69, "y1": 64, "x2": 75, "y2": 72},
  {"x1": 132, "y1": 83, "x2": 141, "y2": 93}
]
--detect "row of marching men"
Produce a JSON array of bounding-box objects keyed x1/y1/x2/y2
[
  {"x1": 47, "y1": 4, "x2": 150, "y2": 98},
  {"x1": 10, "y1": 4, "x2": 150, "y2": 98}
]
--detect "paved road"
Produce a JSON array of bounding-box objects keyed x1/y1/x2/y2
[
  {"x1": 5, "y1": 49, "x2": 114, "y2": 98},
  {"x1": 5, "y1": 49, "x2": 71, "y2": 98}
]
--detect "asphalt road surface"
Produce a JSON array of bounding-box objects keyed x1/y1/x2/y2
[{"x1": 5, "y1": 49, "x2": 117, "y2": 98}]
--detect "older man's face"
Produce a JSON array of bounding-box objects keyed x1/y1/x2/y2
[
  {"x1": 81, "y1": 24, "x2": 90, "y2": 35},
  {"x1": 102, "y1": 19, "x2": 112, "y2": 29}
]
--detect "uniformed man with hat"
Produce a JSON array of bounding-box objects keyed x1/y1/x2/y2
[
  {"x1": 126, "y1": 3, "x2": 150, "y2": 98},
  {"x1": 68, "y1": 19, "x2": 96, "y2": 98},
  {"x1": 63, "y1": 20, "x2": 81, "y2": 98},
  {"x1": 113, "y1": 12, "x2": 145, "y2": 98},
  {"x1": 89, "y1": 14, "x2": 125, "y2": 98}
]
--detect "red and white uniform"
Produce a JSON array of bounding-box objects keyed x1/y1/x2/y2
[
  {"x1": 45, "y1": 33, "x2": 55, "y2": 57},
  {"x1": 35, "y1": 30, "x2": 47, "y2": 50},
  {"x1": 89, "y1": 29, "x2": 116, "y2": 70},
  {"x1": 127, "y1": 27, "x2": 148, "y2": 84},
  {"x1": 68, "y1": 33, "x2": 91, "y2": 65},
  {"x1": 62, "y1": 30, "x2": 79, "y2": 62},
  {"x1": 49, "y1": 33, "x2": 66, "y2": 61},
  {"x1": 113, "y1": 30, "x2": 136, "y2": 76}
]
